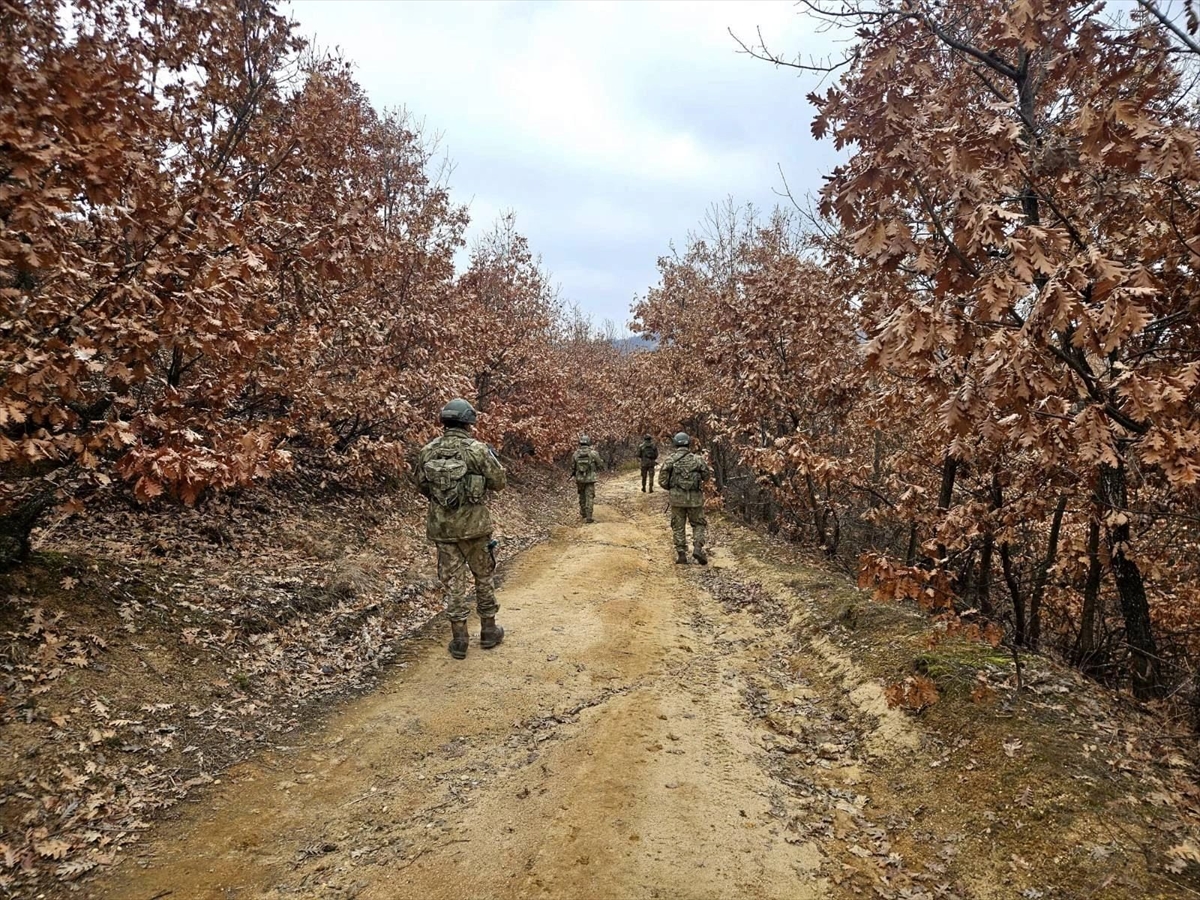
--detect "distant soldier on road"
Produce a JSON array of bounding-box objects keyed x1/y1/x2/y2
[
  {"x1": 571, "y1": 435, "x2": 604, "y2": 524},
  {"x1": 637, "y1": 433, "x2": 658, "y2": 492},
  {"x1": 658, "y1": 431, "x2": 710, "y2": 565},
  {"x1": 414, "y1": 399, "x2": 507, "y2": 659}
]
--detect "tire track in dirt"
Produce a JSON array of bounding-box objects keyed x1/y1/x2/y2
[{"x1": 88, "y1": 474, "x2": 828, "y2": 900}]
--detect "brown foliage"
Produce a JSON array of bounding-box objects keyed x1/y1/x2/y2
[
  {"x1": 884, "y1": 675, "x2": 940, "y2": 713},
  {"x1": 631, "y1": 1, "x2": 1200, "y2": 699},
  {"x1": 1, "y1": 0, "x2": 630, "y2": 542}
]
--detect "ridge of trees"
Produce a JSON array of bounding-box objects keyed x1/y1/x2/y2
[
  {"x1": 6, "y1": 0, "x2": 1200, "y2": 705},
  {"x1": 635, "y1": 0, "x2": 1200, "y2": 701},
  {"x1": 1, "y1": 0, "x2": 630, "y2": 568}
]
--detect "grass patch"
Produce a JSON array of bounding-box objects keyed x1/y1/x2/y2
[{"x1": 914, "y1": 641, "x2": 1014, "y2": 697}]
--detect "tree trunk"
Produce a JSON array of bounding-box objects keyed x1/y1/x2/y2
[
  {"x1": 1074, "y1": 515, "x2": 1102, "y2": 669},
  {"x1": 1000, "y1": 541, "x2": 1026, "y2": 646},
  {"x1": 905, "y1": 521, "x2": 918, "y2": 567},
  {"x1": 938, "y1": 453, "x2": 959, "y2": 511},
  {"x1": 168, "y1": 344, "x2": 185, "y2": 388},
  {"x1": 826, "y1": 506, "x2": 840, "y2": 558},
  {"x1": 977, "y1": 470, "x2": 1002, "y2": 618},
  {"x1": 1098, "y1": 462, "x2": 1162, "y2": 699},
  {"x1": 805, "y1": 473, "x2": 827, "y2": 550},
  {"x1": 991, "y1": 475, "x2": 1026, "y2": 644},
  {"x1": 958, "y1": 548, "x2": 975, "y2": 608},
  {"x1": 1029, "y1": 493, "x2": 1068, "y2": 649},
  {"x1": 711, "y1": 442, "x2": 728, "y2": 493},
  {"x1": 934, "y1": 452, "x2": 958, "y2": 566},
  {"x1": 870, "y1": 428, "x2": 883, "y2": 509},
  {"x1": 978, "y1": 531, "x2": 994, "y2": 617},
  {"x1": 823, "y1": 475, "x2": 838, "y2": 557},
  {"x1": 0, "y1": 491, "x2": 55, "y2": 572}
]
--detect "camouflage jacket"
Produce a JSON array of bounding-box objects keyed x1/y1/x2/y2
[
  {"x1": 414, "y1": 428, "x2": 506, "y2": 542},
  {"x1": 637, "y1": 439, "x2": 658, "y2": 466},
  {"x1": 657, "y1": 449, "x2": 709, "y2": 508},
  {"x1": 571, "y1": 447, "x2": 604, "y2": 484}
]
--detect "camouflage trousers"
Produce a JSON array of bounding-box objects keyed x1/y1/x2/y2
[
  {"x1": 577, "y1": 483, "x2": 595, "y2": 520},
  {"x1": 640, "y1": 465, "x2": 656, "y2": 491},
  {"x1": 670, "y1": 505, "x2": 706, "y2": 554},
  {"x1": 435, "y1": 536, "x2": 498, "y2": 622}
]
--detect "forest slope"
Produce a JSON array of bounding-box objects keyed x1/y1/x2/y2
[{"x1": 0, "y1": 469, "x2": 569, "y2": 894}]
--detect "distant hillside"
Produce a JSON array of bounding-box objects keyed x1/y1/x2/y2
[{"x1": 612, "y1": 334, "x2": 658, "y2": 354}]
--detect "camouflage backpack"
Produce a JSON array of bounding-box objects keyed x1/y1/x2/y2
[
  {"x1": 671, "y1": 453, "x2": 704, "y2": 491},
  {"x1": 423, "y1": 445, "x2": 470, "y2": 508},
  {"x1": 573, "y1": 448, "x2": 596, "y2": 479}
]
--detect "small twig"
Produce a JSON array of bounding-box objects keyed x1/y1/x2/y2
[{"x1": 396, "y1": 848, "x2": 429, "y2": 871}]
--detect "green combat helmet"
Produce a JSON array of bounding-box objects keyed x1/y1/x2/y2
[
  {"x1": 673, "y1": 432, "x2": 690, "y2": 447},
  {"x1": 440, "y1": 398, "x2": 477, "y2": 426},
  {"x1": 579, "y1": 435, "x2": 591, "y2": 445}
]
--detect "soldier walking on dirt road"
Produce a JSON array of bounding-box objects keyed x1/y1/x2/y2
[
  {"x1": 414, "y1": 399, "x2": 507, "y2": 659},
  {"x1": 571, "y1": 435, "x2": 604, "y2": 524},
  {"x1": 658, "y1": 431, "x2": 710, "y2": 565},
  {"x1": 637, "y1": 433, "x2": 658, "y2": 492}
]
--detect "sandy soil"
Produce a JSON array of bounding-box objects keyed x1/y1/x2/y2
[
  {"x1": 73, "y1": 471, "x2": 1200, "y2": 900},
  {"x1": 88, "y1": 474, "x2": 830, "y2": 900},
  {"x1": 40, "y1": 468, "x2": 1200, "y2": 900}
]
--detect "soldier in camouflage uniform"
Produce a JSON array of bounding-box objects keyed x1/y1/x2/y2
[
  {"x1": 637, "y1": 434, "x2": 658, "y2": 492},
  {"x1": 657, "y1": 431, "x2": 710, "y2": 565},
  {"x1": 414, "y1": 399, "x2": 507, "y2": 659},
  {"x1": 571, "y1": 435, "x2": 604, "y2": 523}
]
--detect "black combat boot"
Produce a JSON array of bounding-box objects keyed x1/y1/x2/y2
[
  {"x1": 448, "y1": 620, "x2": 468, "y2": 659},
  {"x1": 676, "y1": 551, "x2": 688, "y2": 565},
  {"x1": 693, "y1": 548, "x2": 708, "y2": 565},
  {"x1": 480, "y1": 616, "x2": 505, "y2": 649}
]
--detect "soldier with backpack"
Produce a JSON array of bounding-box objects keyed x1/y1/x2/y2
[
  {"x1": 414, "y1": 399, "x2": 507, "y2": 660},
  {"x1": 658, "y1": 431, "x2": 711, "y2": 565},
  {"x1": 571, "y1": 435, "x2": 604, "y2": 523},
  {"x1": 637, "y1": 434, "x2": 659, "y2": 492}
]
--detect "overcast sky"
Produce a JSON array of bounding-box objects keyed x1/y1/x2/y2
[{"x1": 286, "y1": 0, "x2": 841, "y2": 331}]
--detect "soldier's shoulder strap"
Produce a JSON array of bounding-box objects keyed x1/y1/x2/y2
[
  {"x1": 463, "y1": 436, "x2": 495, "y2": 464},
  {"x1": 418, "y1": 435, "x2": 446, "y2": 458}
]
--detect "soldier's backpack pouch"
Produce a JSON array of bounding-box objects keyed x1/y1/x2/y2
[
  {"x1": 574, "y1": 450, "x2": 595, "y2": 478},
  {"x1": 423, "y1": 449, "x2": 469, "y2": 508},
  {"x1": 673, "y1": 455, "x2": 703, "y2": 491},
  {"x1": 464, "y1": 473, "x2": 486, "y2": 505}
]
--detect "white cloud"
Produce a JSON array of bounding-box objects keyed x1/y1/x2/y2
[{"x1": 286, "y1": 0, "x2": 839, "y2": 324}]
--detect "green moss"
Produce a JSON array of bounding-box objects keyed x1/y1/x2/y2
[
  {"x1": 29, "y1": 550, "x2": 77, "y2": 569},
  {"x1": 914, "y1": 641, "x2": 1013, "y2": 695}
]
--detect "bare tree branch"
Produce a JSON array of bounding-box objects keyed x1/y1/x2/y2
[
  {"x1": 728, "y1": 25, "x2": 857, "y2": 75},
  {"x1": 1137, "y1": 0, "x2": 1200, "y2": 55}
]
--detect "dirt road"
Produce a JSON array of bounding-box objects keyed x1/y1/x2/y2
[
  {"x1": 92, "y1": 473, "x2": 834, "y2": 899},
  {"x1": 81, "y1": 472, "x2": 1200, "y2": 900}
]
